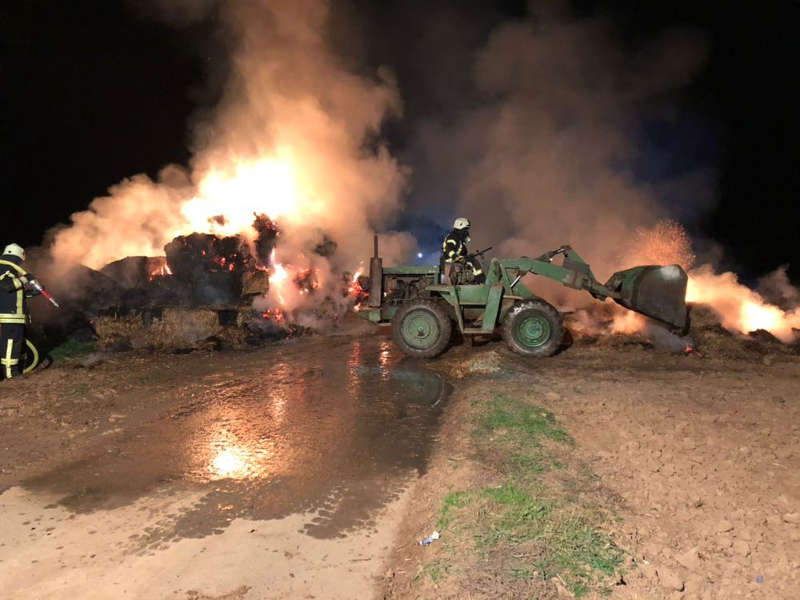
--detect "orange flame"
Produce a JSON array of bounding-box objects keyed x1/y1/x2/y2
[
  {"x1": 687, "y1": 266, "x2": 800, "y2": 342},
  {"x1": 149, "y1": 262, "x2": 173, "y2": 280},
  {"x1": 609, "y1": 310, "x2": 646, "y2": 335},
  {"x1": 347, "y1": 267, "x2": 368, "y2": 308}
]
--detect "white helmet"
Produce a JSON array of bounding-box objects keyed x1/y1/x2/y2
[
  {"x1": 2, "y1": 243, "x2": 25, "y2": 261},
  {"x1": 453, "y1": 217, "x2": 471, "y2": 230}
]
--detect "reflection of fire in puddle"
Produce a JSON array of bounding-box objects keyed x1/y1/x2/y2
[
  {"x1": 207, "y1": 435, "x2": 276, "y2": 481},
  {"x1": 208, "y1": 442, "x2": 278, "y2": 480},
  {"x1": 378, "y1": 340, "x2": 392, "y2": 380},
  {"x1": 211, "y1": 446, "x2": 248, "y2": 479}
]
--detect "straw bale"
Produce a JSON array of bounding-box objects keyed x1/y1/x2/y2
[{"x1": 94, "y1": 308, "x2": 223, "y2": 350}]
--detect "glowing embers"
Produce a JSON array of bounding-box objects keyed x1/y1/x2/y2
[
  {"x1": 630, "y1": 219, "x2": 696, "y2": 271},
  {"x1": 261, "y1": 308, "x2": 286, "y2": 323},
  {"x1": 213, "y1": 255, "x2": 237, "y2": 272},
  {"x1": 347, "y1": 267, "x2": 368, "y2": 311}
]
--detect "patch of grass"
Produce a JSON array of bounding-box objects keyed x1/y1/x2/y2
[
  {"x1": 50, "y1": 339, "x2": 95, "y2": 361},
  {"x1": 431, "y1": 392, "x2": 623, "y2": 596},
  {"x1": 437, "y1": 490, "x2": 476, "y2": 529},
  {"x1": 416, "y1": 560, "x2": 449, "y2": 583},
  {"x1": 481, "y1": 394, "x2": 571, "y2": 445},
  {"x1": 542, "y1": 511, "x2": 624, "y2": 594},
  {"x1": 511, "y1": 565, "x2": 535, "y2": 580}
]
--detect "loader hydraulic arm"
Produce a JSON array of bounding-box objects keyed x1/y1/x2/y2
[
  {"x1": 499, "y1": 246, "x2": 618, "y2": 300},
  {"x1": 498, "y1": 245, "x2": 689, "y2": 332}
]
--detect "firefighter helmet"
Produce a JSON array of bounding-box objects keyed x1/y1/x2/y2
[
  {"x1": 2, "y1": 243, "x2": 25, "y2": 261},
  {"x1": 453, "y1": 217, "x2": 471, "y2": 230}
]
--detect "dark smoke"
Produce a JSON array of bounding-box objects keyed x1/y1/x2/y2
[{"x1": 401, "y1": 3, "x2": 710, "y2": 286}]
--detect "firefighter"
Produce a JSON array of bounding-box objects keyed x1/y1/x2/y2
[
  {"x1": 0, "y1": 243, "x2": 40, "y2": 379},
  {"x1": 440, "y1": 217, "x2": 485, "y2": 284}
]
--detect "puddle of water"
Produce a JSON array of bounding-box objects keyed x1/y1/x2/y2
[{"x1": 23, "y1": 336, "x2": 449, "y2": 543}]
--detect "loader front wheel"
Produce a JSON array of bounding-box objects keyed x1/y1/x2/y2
[
  {"x1": 503, "y1": 300, "x2": 563, "y2": 357},
  {"x1": 393, "y1": 299, "x2": 452, "y2": 358}
]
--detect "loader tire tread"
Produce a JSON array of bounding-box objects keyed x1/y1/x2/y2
[{"x1": 503, "y1": 299, "x2": 564, "y2": 358}]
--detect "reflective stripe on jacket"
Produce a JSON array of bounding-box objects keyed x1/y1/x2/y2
[
  {"x1": 441, "y1": 232, "x2": 467, "y2": 263},
  {"x1": 0, "y1": 258, "x2": 30, "y2": 324}
]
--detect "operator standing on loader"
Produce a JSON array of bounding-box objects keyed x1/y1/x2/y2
[
  {"x1": 441, "y1": 217, "x2": 485, "y2": 284},
  {"x1": 0, "y1": 244, "x2": 40, "y2": 379}
]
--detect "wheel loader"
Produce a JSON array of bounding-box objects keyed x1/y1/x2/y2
[{"x1": 358, "y1": 236, "x2": 688, "y2": 358}]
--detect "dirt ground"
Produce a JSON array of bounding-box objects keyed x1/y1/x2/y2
[
  {"x1": 542, "y1": 347, "x2": 800, "y2": 599},
  {"x1": 2, "y1": 321, "x2": 799, "y2": 599},
  {"x1": 384, "y1": 336, "x2": 800, "y2": 600}
]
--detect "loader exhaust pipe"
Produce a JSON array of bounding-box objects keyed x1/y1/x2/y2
[{"x1": 368, "y1": 234, "x2": 383, "y2": 307}]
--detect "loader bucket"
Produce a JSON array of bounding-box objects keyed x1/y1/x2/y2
[{"x1": 606, "y1": 265, "x2": 689, "y2": 332}]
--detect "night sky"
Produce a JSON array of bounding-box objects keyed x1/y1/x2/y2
[{"x1": 2, "y1": 0, "x2": 799, "y2": 283}]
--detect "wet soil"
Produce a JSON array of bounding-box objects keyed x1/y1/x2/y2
[{"x1": 0, "y1": 333, "x2": 448, "y2": 599}]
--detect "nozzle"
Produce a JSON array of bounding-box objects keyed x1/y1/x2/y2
[{"x1": 30, "y1": 279, "x2": 61, "y2": 308}]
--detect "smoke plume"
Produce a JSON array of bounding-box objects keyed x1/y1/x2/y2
[
  {"x1": 412, "y1": 5, "x2": 708, "y2": 284},
  {"x1": 49, "y1": 0, "x2": 413, "y2": 293}
]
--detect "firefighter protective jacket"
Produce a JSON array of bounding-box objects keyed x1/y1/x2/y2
[
  {"x1": 441, "y1": 229, "x2": 469, "y2": 264},
  {"x1": 0, "y1": 255, "x2": 32, "y2": 324}
]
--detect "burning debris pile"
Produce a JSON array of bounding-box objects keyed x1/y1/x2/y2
[
  {"x1": 40, "y1": 215, "x2": 367, "y2": 353},
  {"x1": 564, "y1": 301, "x2": 800, "y2": 360}
]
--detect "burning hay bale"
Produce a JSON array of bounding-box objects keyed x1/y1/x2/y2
[
  {"x1": 164, "y1": 233, "x2": 245, "y2": 306},
  {"x1": 87, "y1": 227, "x2": 275, "y2": 315},
  {"x1": 101, "y1": 256, "x2": 170, "y2": 289}
]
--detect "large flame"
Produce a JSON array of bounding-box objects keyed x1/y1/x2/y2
[
  {"x1": 687, "y1": 267, "x2": 800, "y2": 341},
  {"x1": 180, "y1": 154, "x2": 302, "y2": 239}
]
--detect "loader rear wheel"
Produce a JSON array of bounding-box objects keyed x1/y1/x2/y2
[
  {"x1": 503, "y1": 300, "x2": 563, "y2": 357},
  {"x1": 392, "y1": 299, "x2": 452, "y2": 358}
]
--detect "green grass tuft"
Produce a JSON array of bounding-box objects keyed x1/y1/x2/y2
[
  {"x1": 481, "y1": 394, "x2": 571, "y2": 445},
  {"x1": 417, "y1": 561, "x2": 449, "y2": 583},
  {"x1": 437, "y1": 490, "x2": 476, "y2": 529},
  {"x1": 50, "y1": 339, "x2": 96, "y2": 361}
]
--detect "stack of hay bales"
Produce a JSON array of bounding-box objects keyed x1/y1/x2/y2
[{"x1": 94, "y1": 308, "x2": 222, "y2": 351}]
